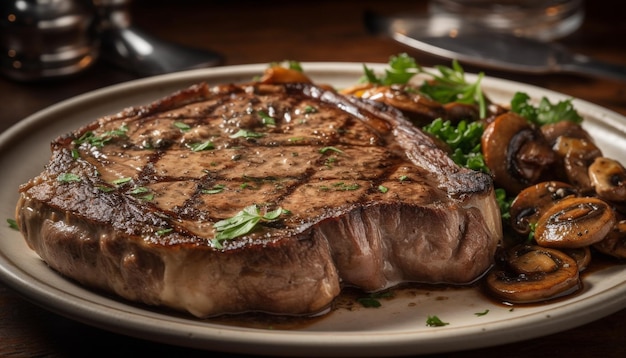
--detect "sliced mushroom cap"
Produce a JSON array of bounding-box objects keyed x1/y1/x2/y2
[
  {"x1": 593, "y1": 219, "x2": 626, "y2": 259},
  {"x1": 509, "y1": 181, "x2": 578, "y2": 235},
  {"x1": 540, "y1": 121, "x2": 593, "y2": 146},
  {"x1": 562, "y1": 246, "x2": 592, "y2": 272},
  {"x1": 534, "y1": 196, "x2": 616, "y2": 248},
  {"x1": 356, "y1": 84, "x2": 446, "y2": 126},
  {"x1": 486, "y1": 245, "x2": 580, "y2": 303},
  {"x1": 588, "y1": 157, "x2": 626, "y2": 202},
  {"x1": 482, "y1": 112, "x2": 556, "y2": 194},
  {"x1": 553, "y1": 136, "x2": 602, "y2": 193}
]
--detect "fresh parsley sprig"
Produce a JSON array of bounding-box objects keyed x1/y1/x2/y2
[
  {"x1": 212, "y1": 204, "x2": 290, "y2": 248},
  {"x1": 510, "y1": 91, "x2": 583, "y2": 126},
  {"x1": 362, "y1": 53, "x2": 421, "y2": 85},
  {"x1": 421, "y1": 62, "x2": 486, "y2": 119},
  {"x1": 422, "y1": 118, "x2": 488, "y2": 173}
]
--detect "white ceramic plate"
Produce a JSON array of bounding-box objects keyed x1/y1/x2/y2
[{"x1": 1, "y1": 63, "x2": 625, "y2": 357}]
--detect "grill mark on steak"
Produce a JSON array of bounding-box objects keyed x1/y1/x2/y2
[{"x1": 16, "y1": 81, "x2": 502, "y2": 317}]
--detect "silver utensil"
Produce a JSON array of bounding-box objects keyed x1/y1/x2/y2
[
  {"x1": 365, "y1": 12, "x2": 626, "y2": 82},
  {"x1": 95, "y1": 0, "x2": 221, "y2": 76}
]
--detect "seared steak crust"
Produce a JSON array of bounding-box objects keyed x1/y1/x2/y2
[{"x1": 16, "y1": 81, "x2": 501, "y2": 317}]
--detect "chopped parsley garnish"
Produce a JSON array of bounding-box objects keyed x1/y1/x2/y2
[
  {"x1": 357, "y1": 297, "x2": 382, "y2": 308},
  {"x1": 378, "y1": 185, "x2": 389, "y2": 193},
  {"x1": 258, "y1": 110, "x2": 276, "y2": 126},
  {"x1": 304, "y1": 105, "x2": 317, "y2": 114},
  {"x1": 474, "y1": 309, "x2": 490, "y2": 316},
  {"x1": 128, "y1": 186, "x2": 153, "y2": 201},
  {"x1": 57, "y1": 173, "x2": 81, "y2": 183},
  {"x1": 73, "y1": 124, "x2": 128, "y2": 148},
  {"x1": 111, "y1": 177, "x2": 132, "y2": 186},
  {"x1": 357, "y1": 291, "x2": 394, "y2": 308},
  {"x1": 319, "y1": 182, "x2": 361, "y2": 191},
  {"x1": 426, "y1": 315, "x2": 449, "y2": 327},
  {"x1": 319, "y1": 146, "x2": 344, "y2": 154},
  {"x1": 230, "y1": 129, "x2": 265, "y2": 139},
  {"x1": 96, "y1": 185, "x2": 115, "y2": 193},
  {"x1": 7, "y1": 218, "x2": 18, "y2": 230},
  {"x1": 332, "y1": 182, "x2": 360, "y2": 191},
  {"x1": 212, "y1": 204, "x2": 290, "y2": 247},
  {"x1": 173, "y1": 122, "x2": 191, "y2": 132},
  {"x1": 187, "y1": 140, "x2": 215, "y2": 152},
  {"x1": 156, "y1": 228, "x2": 173, "y2": 236},
  {"x1": 324, "y1": 156, "x2": 337, "y2": 168},
  {"x1": 202, "y1": 184, "x2": 226, "y2": 194},
  {"x1": 510, "y1": 91, "x2": 583, "y2": 126},
  {"x1": 423, "y1": 118, "x2": 488, "y2": 173}
]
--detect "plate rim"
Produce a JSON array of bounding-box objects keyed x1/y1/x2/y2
[{"x1": 1, "y1": 62, "x2": 626, "y2": 357}]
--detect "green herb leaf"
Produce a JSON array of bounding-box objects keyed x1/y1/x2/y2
[
  {"x1": 7, "y1": 218, "x2": 18, "y2": 230},
  {"x1": 129, "y1": 186, "x2": 149, "y2": 195},
  {"x1": 362, "y1": 53, "x2": 421, "y2": 85},
  {"x1": 258, "y1": 110, "x2": 276, "y2": 126},
  {"x1": 378, "y1": 185, "x2": 388, "y2": 193},
  {"x1": 332, "y1": 182, "x2": 360, "y2": 191},
  {"x1": 111, "y1": 177, "x2": 132, "y2": 186},
  {"x1": 57, "y1": 173, "x2": 81, "y2": 183},
  {"x1": 173, "y1": 122, "x2": 191, "y2": 132},
  {"x1": 156, "y1": 228, "x2": 173, "y2": 236},
  {"x1": 423, "y1": 118, "x2": 488, "y2": 173},
  {"x1": 420, "y1": 63, "x2": 486, "y2": 118},
  {"x1": 510, "y1": 91, "x2": 583, "y2": 126},
  {"x1": 357, "y1": 297, "x2": 382, "y2": 308},
  {"x1": 96, "y1": 185, "x2": 115, "y2": 193},
  {"x1": 187, "y1": 140, "x2": 215, "y2": 152},
  {"x1": 73, "y1": 124, "x2": 128, "y2": 148},
  {"x1": 212, "y1": 204, "x2": 290, "y2": 244},
  {"x1": 230, "y1": 129, "x2": 265, "y2": 139},
  {"x1": 426, "y1": 315, "x2": 449, "y2": 327},
  {"x1": 363, "y1": 55, "x2": 486, "y2": 118},
  {"x1": 319, "y1": 146, "x2": 344, "y2": 154},
  {"x1": 356, "y1": 291, "x2": 394, "y2": 308},
  {"x1": 527, "y1": 222, "x2": 538, "y2": 243},
  {"x1": 474, "y1": 309, "x2": 490, "y2": 316},
  {"x1": 202, "y1": 184, "x2": 226, "y2": 194}
]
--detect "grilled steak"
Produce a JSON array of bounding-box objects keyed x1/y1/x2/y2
[{"x1": 16, "y1": 79, "x2": 502, "y2": 317}]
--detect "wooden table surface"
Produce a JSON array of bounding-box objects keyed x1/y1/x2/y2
[{"x1": 1, "y1": 0, "x2": 625, "y2": 356}]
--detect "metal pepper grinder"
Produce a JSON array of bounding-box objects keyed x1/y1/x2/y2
[{"x1": 0, "y1": 0, "x2": 99, "y2": 81}]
